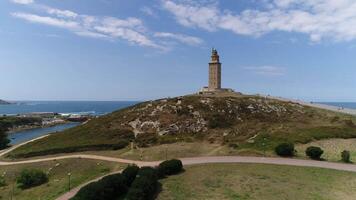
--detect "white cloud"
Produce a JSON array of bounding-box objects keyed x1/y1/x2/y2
[
  {"x1": 11, "y1": 6, "x2": 165, "y2": 49},
  {"x1": 11, "y1": 12, "x2": 79, "y2": 29},
  {"x1": 154, "y1": 32, "x2": 203, "y2": 46},
  {"x1": 244, "y1": 66, "x2": 286, "y2": 76},
  {"x1": 162, "y1": 0, "x2": 219, "y2": 31},
  {"x1": 141, "y1": 6, "x2": 157, "y2": 17},
  {"x1": 11, "y1": 0, "x2": 34, "y2": 4},
  {"x1": 45, "y1": 7, "x2": 78, "y2": 18},
  {"x1": 162, "y1": 0, "x2": 356, "y2": 42}
]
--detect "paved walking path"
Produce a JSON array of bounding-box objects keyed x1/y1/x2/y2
[{"x1": 2, "y1": 154, "x2": 356, "y2": 173}]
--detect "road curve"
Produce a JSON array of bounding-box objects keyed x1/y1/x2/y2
[
  {"x1": 2, "y1": 154, "x2": 356, "y2": 172},
  {"x1": 2, "y1": 155, "x2": 356, "y2": 172}
]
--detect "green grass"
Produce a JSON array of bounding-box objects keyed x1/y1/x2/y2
[
  {"x1": 157, "y1": 163, "x2": 356, "y2": 200},
  {"x1": 296, "y1": 138, "x2": 356, "y2": 162},
  {"x1": 0, "y1": 159, "x2": 124, "y2": 200}
]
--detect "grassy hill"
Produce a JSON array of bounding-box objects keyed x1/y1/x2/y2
[{"x1": 7, "y1": 93, "x2": 356, "y2": 158}]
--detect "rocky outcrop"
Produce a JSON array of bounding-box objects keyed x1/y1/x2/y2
[{"x1": 112, "y1": 95, "x2": 307, "y2": 139}]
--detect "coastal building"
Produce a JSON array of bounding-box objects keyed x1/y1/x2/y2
[{"x1": 200, "y1": 48, "x2": 234, "y2": 94}]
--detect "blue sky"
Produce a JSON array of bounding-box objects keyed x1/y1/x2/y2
[{"x1": 1, "y1": 0, "x2": 356, "y2": 101}]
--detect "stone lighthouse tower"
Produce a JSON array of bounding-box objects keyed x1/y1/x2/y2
[
  {"x1": 199, "y1": 48, "x2": 233, "y2": 94},
  {"x1": 208, "y1": 48, "x2": 221, "y2": 90}
]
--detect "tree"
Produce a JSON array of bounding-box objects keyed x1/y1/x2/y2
[
  {"x1": 341, "y1": 150, "x2": 351, "y2": 163},
  {"x1": 0, "y1": 127, "x2": 10, "y2": 150},
  {"x1": 126, "y1": 167, "x2": 158, "y2": 200},
  {"x1": 306, "y1": 146, "x2": 324, "y2": 160},
  {"x1": 122, "y1": 165, "x2": 139, "y2": 186},
  {"x1": 275, "y1": 143, "x2": 295, "y2": 157}
]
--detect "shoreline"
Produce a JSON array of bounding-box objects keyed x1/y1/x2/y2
[{"x1": 6, "y1": 121, "x2": 70, "y2": 134}]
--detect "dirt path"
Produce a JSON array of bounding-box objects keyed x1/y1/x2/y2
[{"x1": 0, "y1": 134, "x2": 50, "y2": 157}]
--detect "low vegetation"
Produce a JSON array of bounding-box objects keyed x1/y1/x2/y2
[
  {"x1": 7, "y1": 94, "x2": 356, "y2": 158},
  {"x1": 341, "y1": 150, "x2": 351, "y2": 163},
  {"x1": 275, "y1": 143, "x2": 295, "y2": 157},
  {"x1": 306, "y1": 146, "x2": 324, "y2": 160},
  {"x1": 72, "y1": 159, "x2": 184, "y2": 200},
  {"x1": 0, "y1": 176, "x2": 6, "y2": 187},
  {"x1": 296, "y1": 138, "x2": 356, "y2": 162},
  {"x1": 17, "y1": 169, "x2": 48, "y2": 189},
  {"x1": 0, "y1": 159, "x2": 122, "y2": 200},
  {"x1": 157, "y1": 159, "x2": 183, "y2": 177},
  {"x1": 0, "y1": 116, "x2": 42, "y2": 130},
  {"x1": 0, "y1": 127, "x2": 10, "y2": 150},
  {"x1": 157, "y1": 163, "x2": 356, "y2": 200}
]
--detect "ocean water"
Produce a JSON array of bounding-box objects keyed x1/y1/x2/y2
[
  {"x1": 8, "y1": 123, "x2": 80, "y2": 145},
  {"x1": 319, "y1": 102, "x2": 356, "y2": 109},
  {"x1": 1, "y1": 101, "x2": 139, "y2": 145},
  {"x1": 0, "y1": 101, "x2": 139, "y2": 116}
]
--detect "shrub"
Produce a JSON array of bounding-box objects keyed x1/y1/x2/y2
[
  {"x1": 275, "y1": 143, "x2": 295, "y2": 157},
  {"x1": 0, "y1": 176, "x2": 6, "y2": 187},
  {"x1": 341, "y1": 150, "x2": 351, "y2": 163},
  {"x1": 126, "y1": 167, "x2": 158, "y2": 200},
  {"x1": 122, "y1": 165, "x2": 139, "y2": 186},
  {"x1": 0, "y1": 128, "x2": 10, "y2": 150},
  {"x1": 306, "y1": 146, "x2": 324, "y2": 160},
  {"x1": 208, "y1": 113, "x2": 235, "y2": 129},
  {"x1": 17, "y1": 169, "x2": 48, "y2": 189},
  {"x1": 72, "y1": 173, "x2": 127, "y2": 200},
  {"x1": 158, "y1": 159, "x2": 183, "y2": 177}
]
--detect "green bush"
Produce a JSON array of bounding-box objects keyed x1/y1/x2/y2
[
  {"x1": 72, "y1": 173, "x2": 127, "y2": 200},
  {"x1": 158, "y1": 159, "x2": 183, "y2": 177},
  {"x1": 275, "y1": 143, "x2": 295, "y2": 157},
  {"x1": 208, "y1": 113, "x2": 235, "y2": 129},
  {"x1": 17, "y1": 169, "x2": 48, "y2": 189},
  {"x1": 0, "y1": 128, "x2": 10, "y2": 150},
  {"x1": 126, "y1": 167, "x2": 158, "y2": 200},
  {"x1": 0, "y1": 176, "x2": 6, "y2": 187},
  {"x1": 122, "y1": 165, "x2": 139, "y2": 186},
  {"x1": 341, "y1": 150, "x2": 351, "y2": 163},
  {"x1": 306, "y1": 146, "x2": 324, "y2": 160}
]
